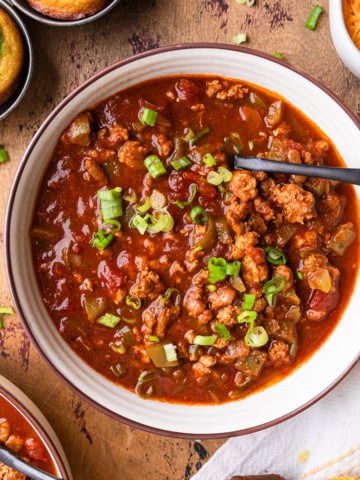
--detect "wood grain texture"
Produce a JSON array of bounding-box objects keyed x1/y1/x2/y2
[{"x1": 0, "y1": 1, "x2": 359, "y2": 479}]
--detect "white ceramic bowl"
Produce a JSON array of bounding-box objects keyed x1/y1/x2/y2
[
  {"x1": 5, "y1": 45, "x2": 360, "y2": 438},
  {"x1": 0, "y1": 374, "x2": 72, "y2": 478},
  {"x1": 329, "y1": 0, "x2": 360, "y2": 79}
]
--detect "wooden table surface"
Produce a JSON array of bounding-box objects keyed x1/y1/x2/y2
[{"x1": 1, "y1": 1, "x2": 359, "y2": 479}]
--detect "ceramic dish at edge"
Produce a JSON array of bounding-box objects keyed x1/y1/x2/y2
[
  {"x1": 0, "y1": 374, "x2": 72, "y2": 478},
  {"x1": 4, "y1": 44, "x2": 360, "y2": 439},
  {"x1": 329, "y1": 0, "x2": 360, "y2": 79}
]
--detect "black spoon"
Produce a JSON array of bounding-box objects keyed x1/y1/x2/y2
[
  {"x1": 0, "y1": 445, "x2": 63, "y2": 480},
  {"x1": 233, "y1": 156, "x2": 360, "y2": 186}
]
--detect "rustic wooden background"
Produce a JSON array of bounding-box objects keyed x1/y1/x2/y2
[{"x1": 0, "y1": 1, "x2": 359, "y2": 479}]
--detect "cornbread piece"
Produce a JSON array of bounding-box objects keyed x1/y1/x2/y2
[
  {"x1": 25, "y1": 0, "x2": 108, "y2": 20},
  {"x1": 0, "y1": 9, "x2": 24, "y2": 106}
]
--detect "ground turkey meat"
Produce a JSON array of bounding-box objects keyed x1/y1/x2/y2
[
  {"x1": 131, "y1": 270, "x2": 164, "y2": 301},
  {"x1": 268, "y1": 340, "x2": 290, "y2": 364},
  {"x1": 118, "y1": 141, "x2": 147, "y2": 169},
  {"x1": 143, "y1": 299, "x2": 181, "y2": 337},
  {"x1": 184, "y1": 286, "x2": 206, "y2": 316},
  {"x1": 274, "y1": 183, "x2": 315, "y2": 224},
  {"x1": 273, "y1": 265, "x2": 293, "y2": 292},
  {"x1": 229, "y1": 170, "x2": 258, "y2": 203},
  {"x1": 242, "y1": 248, "x2": 268, "y2": 286},
  {"x1": 209, "y1": 286, "x2": 236, "y2": 310},
  {"x1": 97, "y1": 124, "x2": 128, "y2": 148},
  {"x1": 232, "y1": 231, "x2": 259, "y2": 260}
]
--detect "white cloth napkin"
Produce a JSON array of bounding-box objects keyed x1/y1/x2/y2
[{"x1": 192, "y1": 362, "x2": 360, "y2": 480}]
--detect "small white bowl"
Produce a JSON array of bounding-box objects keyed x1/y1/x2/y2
[
  {"x1": 329, "y1": 0, "x2": 360, "y2": 79},
  {"x1": 4, "y1": 44, "x2": 360, "y2": 438},
  {"x1": 0, "y1": 374, "x2": 72, "y2": 478}
]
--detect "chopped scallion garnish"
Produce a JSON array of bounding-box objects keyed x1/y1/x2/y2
[
  {"x1": 104, "y1": 219, "x2": 121, "y2": 231},
  {"x1": 137, "y1": 197, "x2": 151, "y2": 213},
  {"x1": 148, "y1": 335, "x2": 160, "y2": 343},
  {"x1": 237, "y1": 310, "x2": 257, "y2": 328},
  {"x1": 193, "y1": 335, "x2": 217, "y2": 346},
  {"x1": 126, "y1": 295, "x2": 141, "y2": 310},
  {"x1": 202, "y1": 153, "x2": 216, "y2": 167},
  {"x1": 189, "y1": 127, "x2": 211, "y2": 148},
  {"x1": 218, "y1": 166, "x2": 233, "y2": 182},
  {"x1": 131, "y1": 214, "x2": 150, "y2": 235},
  {"x1": 248, "y1": 140, "x2": 254, "y2": 150},
  {"x1": 233, "y1": 33, "x2": 248, "y2": 45},
  {"x1": 161, "y1": 288, "x2": 181, "y2": 307},
  {"x1": 242, "y1": 293, "x2": 255, "y2": 310},
  {"x1": 245, "y1": 326, "x2": 268, "y2": 347},
  {"x1": 264, "y1": 246, "x2": 286, "y2": 265},
  {"x1": 190, "y1": 206, "x2": 208, "y2": 225},
  {"x1": 98, "y1": 187, "x2": 123, "y2": 221},
  {"x1": 174, "y1": 184, "x2": 197, "y2": 209},
  {"x1": 0, "y1": 147, "x2": 9, "y2": 164},
  {"x1": 141, "y1": 108, "x2": 158, "y2": 126},
  {"x1": 0, "y1": 307, "x2": 15, "y2": 330},
  {"x1": 207, "y1": 171, "x2": 224, "y2": 186},
  {"x1": 144, "y1": 155, "x2": 166, "y2": 179},
  {"x1": 297, "y1": 270, "x2": 304, "y2": 280},
  {"x1": 208, "y1": 257, "x2": 241, "y2": 284},
  {"x1": 273, "y1": 51, "x2": 284, "y2": 60},
  {"x1": 91, "y1": 229, "x2": 114, "y2": 249},
  {"x1": 214, "y1": 323, "x2": 231, "y2": 341},
  {"x1": 306, "y1": 5, "x2": 324, "y2": 31},
  {"x1": 97, "y1": 313, "x2": 121, "y2": 328},
  {"x1": 170, "y1": 156, "x2": 192, "y2": 171},
  {"x1": 164, "y1": 343, "x2": 178, "y2": 362}
]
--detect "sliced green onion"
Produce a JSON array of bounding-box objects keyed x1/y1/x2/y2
[
  {"x1": 137, "y1": 197, "x2": 151, "y2": 213},
  {"x1": 235, "y1": 0, "x2": 247, "y2": 3},
  {"x1": 248, "y1": 140, "x2": 254, "y2": 150},
  {"x1": 306, "y1": 5, "x2": 323, "y2": 31},
  {"x1": 265, "y1": 293, "x2": 275, "y2": 307},
  {"x1": 141, "y1": 108, "x2": 158, "y2": 126},
  {"x1": 164, "y1": 343, "x2": 178, "y2": 362},
  {"x1": 194, "y1": 245, "x2": 203, "y2": 253},
  {"x1": 92, "y1": 229, "x2": 114, "y2": 249},
  {"x1": 245, "y1": 326, "x2": 268, "y2": 348},
  {"x1": 136, "y1": 371, "x2": 156, "y2": 398},
  {"x1": 247, "y1": 0, "x2": 255, "y2": 5},
  {"x1": 193, "y1": 335, "x2": 217, "y2": 346},
  {"x1": 144, "y1": 155, "x2": 166, "y2": 179},
  {"x1": 237, "y1": 310, "x2": 258, "y2": 329},
  {"x1": 174, "y1": 184, "x2": 198, "y2": 209},
  {"x1": 150, "y1": 190, "x2": 167, "y2": 210},
  {"x1": 98, "y1": 187, "x2": 123, "y2": 220},
  {"x1": 202, "y1": 153, "x2": 216, "y2": 167},
  {"x1": 225, "y1": 260, "x2": 241, "y2": 277},
  {"x1": 111, "y1": 343, "x2": 126, "y2": 354},
  {"x1": 138, "y1": 370, "x2": 157, "y2": 384},
  {"x1": 190, "y1": 206, "x2": 208, "y2": 225},
  {"x1": 183, "y1": 128, "x2": 195, "y2": 142},
  {"x1": 0, "y1": 307, "x2": 15, "y2": 315},
  {"x1": 161, "y1": 288, "x2": 181, "y2": 307},
  {"x1": 0, "y1": 147, "x2": 9, "y2": 164},
  {"x1": 126, "y1": 295, "x2": 141, "y2": 310},
  {"x1": 273, "y1": 51, "x2": 284, "y2": 60},
  {"x1": 207, "y1": 171, "x2": 224, "y2": 186},
  {"x1": 147, "y1": 211, "x2": 174, "y2": 233},
  {"x1": 131, "y1": 214, "x2": 150, "y2": 235},
  {"x1": 170, "y1": 156, "x2": 192, "y2": 171},
  {"x1": 122, "y1": 188, "x2": 137, "y2": 204},
  {"x1": 214, "y1": 324, "x2": 231, "y2": 341},
  {"x1": 148, "y1": 335, "x2": 160, "y2": 342},
  {"x1": 206, "y1": 285, "x2": 217, "y2": 293},
  {"x1": 218, "y1": 166, "x2": 233, "y2": 182},
  {"x1": 233, "y1": 33, "x2": 248, "y2": 45},
  {"x1": 0, "y1": 317, "x2": 3, "y2": 329},
  {"x1": 122, "y1": 316, "x2": 137, "y2": 324},
  {"x1": 263, "y1": 276, "x2": 286, "y2": 295},
  {"x1": 97, "y1": 313, "x2": 121, "y2": 328},
  {"x1": 189, "y1": 127, "x2": 211, "y2": 148},
  {"x1": 104, "y1": 219, "x2": 121, "y2": 231},
  {"x1": 208, "y1": 257, "x2": 228, "y2": 283},
  {"x1": 242, "y1": 294, "x2": 255, "y2": 310},
  {"x1": 264, "y1": 246, "x2": 287, "y2": 265},
  {"x1": 297, "y1": 270, "x2": 304, "y2": 280}
]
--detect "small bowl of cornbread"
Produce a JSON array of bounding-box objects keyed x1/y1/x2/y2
[
  {"x1": 0, "y1": 0, "x2": 32, "y2": 120},
  {"x1": 7, "y1": 0, "x2": 121, "y2": 26}
]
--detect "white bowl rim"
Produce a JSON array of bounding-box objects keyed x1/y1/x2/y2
[
  {"x1": 4, "y1": 43, "x2": 360, "y2": 439},
  {"x1": 0, "y1": 374, "x2": 71, "y2": 478}
]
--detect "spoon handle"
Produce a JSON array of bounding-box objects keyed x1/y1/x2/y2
[
  {"x1": 0, "y1": 445, "x2": 63, "y2": 480},
  {"x1": 234, "y1": 156, "x2": 360, "y2": 186}
]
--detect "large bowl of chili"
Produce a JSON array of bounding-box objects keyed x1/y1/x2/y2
[
  {"x1": 0, "y1": 374, "x2": 72, "y2": 478},
  {"x1": 4, "y1": 44, "x2": 360, "y2": 438}
]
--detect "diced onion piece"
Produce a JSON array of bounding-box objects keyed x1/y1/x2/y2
[
  {"x1": 193, "y1": 335, "x2": 217, "y2": 346},
  {"x1": 329, "y1": 224, "x2": 357, "y2": 256},
  {"x1": 164, "y1": 344, "x2": 178, "y2": 362},
  {"x1": 245, "y1": 326, "x2": 269, "y2": 347},
  {"x1": 230, "y1": 275, "x2": 246, "y2": 292},
  {"x1": 150, "y1": 190, "x2": 167, "y2": 210},
  {"x1": 308, "y1": 268, "x2": 332, "y2": 293},
  {"x1": 97, "y1": 313, "x2": 121, "y2": 328}
]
